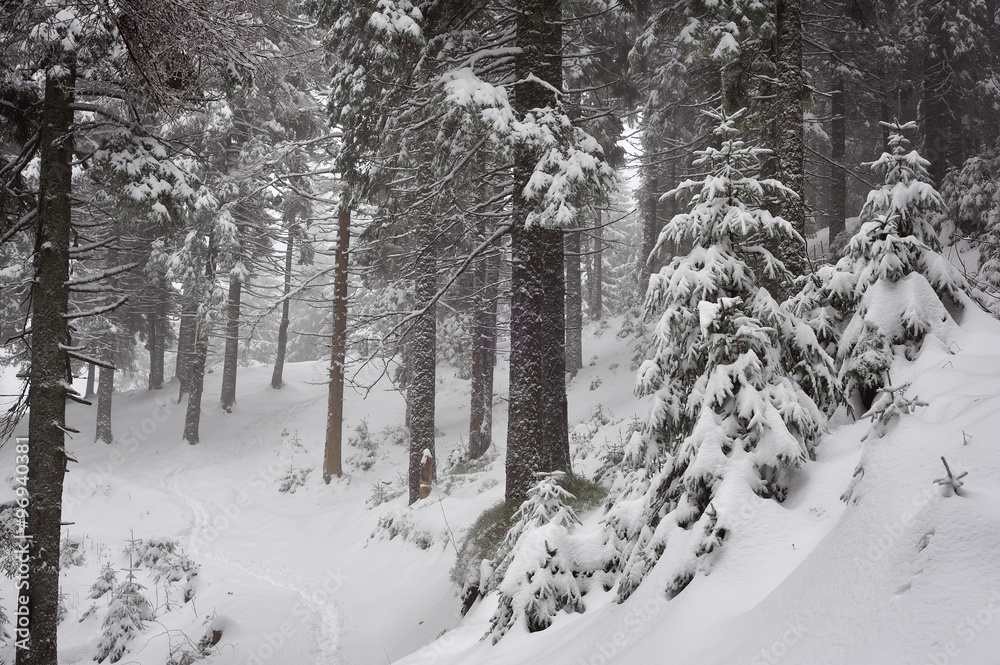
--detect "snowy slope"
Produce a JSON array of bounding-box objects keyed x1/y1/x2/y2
[{"x1": 2, "y1": 301, "x2": 1000, "y2": 665}]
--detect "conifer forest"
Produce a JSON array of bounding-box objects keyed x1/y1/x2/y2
[{"x1": 2, "y1": 1, "x2": 1000, "y2": 664}]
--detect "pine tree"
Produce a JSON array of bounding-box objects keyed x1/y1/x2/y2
[
  {"x1": 93, "y1": 566, "x2": 154, "y2": 663},
  {"x1": 607, "y1": 108, "x2": 837, "y2": 602}
]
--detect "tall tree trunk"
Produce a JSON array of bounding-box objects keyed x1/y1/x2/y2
[
  {"x1": 565, "y1": 230, "x2": 583, "y2": 377},
  {"x1": 182, "y1": 321, "x2": 209, "y2": 444},
  {"x1": 176, "y1": 298, "x2": 197, "y2": 400},
  {"x1": 774, "y1": 0, "x2": 807, "y2": 278},
  {"x1": 147, "y1": 303, "x2": 164, "y2": 390},
  {"x1": 20, "y1": 61, "x2": 75, "y2": 665},
  {"x1": 271, "y1": 226, "x2": 294, "y2": 389},
  {"x1": 589, "y1": 213, "x2": 603, "y2": 320},
  {"x1": 220, "y1": 275, "x2": 241, "y2": 411},
  {"x1": 84, "y1": 362, "x2": 96, "y2": 399},
  {"x1": 506, "y1": 0, "x2": 568, "y2": 507},
  {"x1": 324, "y1": 201, "x2": 350, "y2": 482},
  {"x1": 469, "y1": 248, "x2": 498, "y2": 460},
  {"x1": 408, "y1": 217, "x2": 437, "y2": 504},
  {"x1": 95, "y1": 366, "x2": 114, "y2": 443},
  {"x1": 639, "y1": 125, "x2": 659, "y2": 294},
  {"x1": 828, "y1": 78, "x2": 847, "y2": 246}
]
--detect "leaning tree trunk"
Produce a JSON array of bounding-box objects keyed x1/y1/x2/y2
[
  {"x1": 220, "y1": 274, "x2": 241, "y2": 411},
  {"x1": 469, "y1": 247, "x2": 498, "y2": 460},
  {"x1": 324, "y1": 201, "x2": 350, "y2": 482},
  {"x1": 271, "y1": 226, "x2": 294, "y2": 389},
  {"x1": 828, "y1": 76, "x2": 847, "y2": 247},
  {"x1": 505, "y1": 0, "x2": 568, "y2": 507},
  {"x1": 565, "y1": 229, "x2": 583, "y2": 378},
  {"x1": 20, "y1": 60, "x2": 75, "y2": 665},
  {"x1": 408, "y1": 216, "x2": 437, "y2": 504},
  {"x1": 95, "y1": 365, "x2": 114, "y2": 443},
  {"x1": 774, "y1": 0, "x2": 807, "y2": 279}
]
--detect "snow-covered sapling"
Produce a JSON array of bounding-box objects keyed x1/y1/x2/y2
[
  {"x1": 93, "y1": 563, "x2": 155, "y2": 663},
  {"x1": 934, "y1": 456, "x2": 968, "y2": 497},
  {"x1": 860, "y1": 383, "x2": 928, "y2": 441}
]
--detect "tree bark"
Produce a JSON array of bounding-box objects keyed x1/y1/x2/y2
[
  {"x1": 505, "y1": 0, "x2": 569, "y2": 507},
  {"x1": 565, "y1": 230, "x2": 583, "y2": 377},
  {"x1": 147, "y1": 301, "x2": 164, "y2": 390},
  {"x1": 828, "y1": 79, "x2": 847, "y2": 246},
  {"x1": 20, "y1": 61, "x2": 75, "y2": 665},
  {"x1": 468, "y1": 248, "x2": 498, "y2": 460},
  {"x1": 324, "y1": 201, "x2": 350, "y2": 482},
  {"x1": 220, "y1": 275, "x2": 241, "y2": 411},
  {"x1": 589, "y1": 213, "x2": 603, "y2": 320},
  {"x1": 639, "y1": 125, "x2": 659, "y2": 295},
  {"x1": 95, "y1": 366, "x2": 114, "y2": 443},
  {"x1": 271, "y1": 225, "x2": 294, "y2": 389},
  {"x1": 408, "y1": 217, "x2": 437, "y2": 504},
  {"x1": 774, "y1": 0, "x2": 807, "y2": 278},
  {"x1": 182, "y1": 319, "x2": 209, "y2": 444},
  {"x1": 176, "y1": 298, "x2": 197, "y2": 400},
  {"x1": 84, "y1": 362, "x2": 96, "y2": 399}
]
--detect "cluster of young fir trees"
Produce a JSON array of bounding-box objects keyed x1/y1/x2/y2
[{"x1": 1, "y1": 0, "x2": 999, "y2": 657}]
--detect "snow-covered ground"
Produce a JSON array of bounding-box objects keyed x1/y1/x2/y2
[{"x1": 2, "y1": 301, "x2": 1000, "y2": 665}]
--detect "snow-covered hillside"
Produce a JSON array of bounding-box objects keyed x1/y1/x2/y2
[{"x1": 2, "y1": 302, "x2": 1000, "y2": 665}]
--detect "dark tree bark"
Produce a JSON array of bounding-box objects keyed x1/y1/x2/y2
[
  {"x1": 565, "y1": 230, "x2": 583, "y2": 377},
  {"x1": 828, "y1": 79, "x2": 847, "y2": 246},
  {"x1": 147, "y1": 299, "x2": 164, "y2": 390},
  {"x1": 324, "y1": 201, "x2": 350, "y2": 482},
  {"x1": 176, "y1": 298, "x2": 197, "y2": 399},
  {"x1": 589, "y1": 214, "x2": 603, "y2": 320},
  {"x1": 182, "y1": 319, "x2": 210, "y2": 444},
  {"x1": 468, "y1": 248, "x2": 498, "y2": 460},
  {"x1": 220, "y1": 274, "x2": 241, "y2": 411},
  {"x1": 20, "y1": 61, "x2": 75, "y2": 665},
  {"x1": 505, "y1": 0, "x2": 570, "y2": 507},
  {"x1": 639, "y1": 126, "x2": 660, "y2": 294},
  {"x1": 774, "y1": 0, "x2": 807, "y2": 278},
  {"x1": 271, "y1": 225, "x2": 294, "y2": 389},
  {"x1": 408, "y1": 216, "x2": 437, "y2": 504},
  {"x1": 95, "y1": 365, "x2": 114, "y2": 443}
]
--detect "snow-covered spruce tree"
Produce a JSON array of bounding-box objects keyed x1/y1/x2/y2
[
  {"x1": 833, "y1": 120, "x2": 967, "y2": 411},
  {"x1": 93, "y1": 566, "x2": 154, "y2": 663},
  {"x1": 482, "y1": 472, "x2": 613, "y2": 642},
  {"x1": 606, "y1": 108, "x2": 838, "y2": 603}
]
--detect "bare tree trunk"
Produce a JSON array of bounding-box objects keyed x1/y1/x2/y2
[
  {"x1": 147, "y1": 302, "x2": 164, "y2": 390},
  {"x1": 20, "y1": 60, "x2": 75, "y2": 665},
  {"x1": 506, "y1": 0, "x2": 568, "y2": 507},
  {"x1": 774, "y1": 0, "x2": 807, "y2": 278},
  {"x1": 324, "y1": 202, "x2": 350, "y2": 482},
  {"x1": 468, "y1": 248, "x2": 498, "y2": 460},
  {"x1": 220, "y1": 275, "x2": 241, "y2": 411},
  {"x1": 590, "y1": 213, "x2": 603, "y2": 319},
  {"x1": 183, "y1": 321, "x2": 209, "y2": 444},
  {"x1": 96, "y1": 366, "x2": 114, "y2": 443},
  {"x1": 408, "y1": 216, "x2": 437, "y2": 504},
  {"x1": 639, "y1": 126, "x2": 660, "y2": 294},
  {"x1": 271, "y1": 226, "x2": 294, "y2": 389},
  {"x1": 176, "y1": 298, "x2": 197, "y2": 400},
  {"x1": 564, "y1": 230, "x2": 583, "y2": 377},
  {"x1": 828, "y1": 78, "x2": 847, "y2": 246},
  {"x1": 84, "y1": 362, "x2": 96, "y2": 399}
]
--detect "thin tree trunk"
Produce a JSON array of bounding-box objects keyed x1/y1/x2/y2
[
  {"x1": 20, "y1": 60, "x2": 75, "y2": 665},
  {"x1": 639, "y1": 125, "x2": 659, "y2": 294},
  {"x1": 176, "y1": 298, "x2": 197, "y2": 400},
  {"x1": 220, "y1": 275, "x2": 241, "y2": 411},
  {"x1": 271, "y1": 226, "x2": 294, "y2": 389},
  {"x1": 408, "y1": 217, "x2": 437, "y2": 504},
  {"x1": 469, "y1": 249, "x2": 498, "y2": 460},
  {"x1": 590, "y1": 214, "x2": 603, "y2": 319},
  {"x1": 506, "y1": 0, "x2": 567, "y2": 507},
  {"x1": 828, "y1": 78, "x2": 847, "y2": 246},
  {"x1": 147, "y1": 304, "x2": 164, "y2": 390},
  {"x1": 324, "y1": 201, "x2": 350, "y2": 482},
  {"x1": 774, "y1": 0, "x2": 807, "y2": 278},
  {"x1": 96, "y1": 366, "x2": 114, "y2": 443},
  {"x1": 84, "y1": 362, "x2": 96, "y2": 399},
  {"x1": 565, "y1": 230, "x2": 583, "y2": 377}
]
